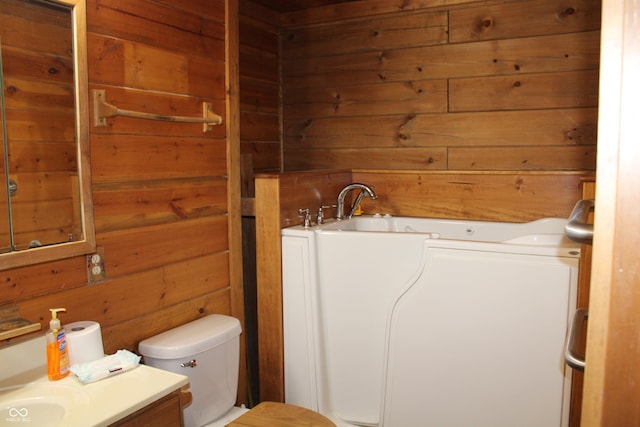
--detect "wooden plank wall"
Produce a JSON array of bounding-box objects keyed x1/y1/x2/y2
[
  {"x1": 352, "y1": 170, "x2": 590, "y2": 221},
  {"x1": 280, "y1": 0, "x2": 601, "y2": 172},
  {"x1": 239, "y1": 1, "x2": 281, "y2": 176},
  {"x1": 1, "y1": 0, "x2": 246, "y2": 404},
  {"x1": 238, "y1": 0, "x2": 284, "y2": 406}
]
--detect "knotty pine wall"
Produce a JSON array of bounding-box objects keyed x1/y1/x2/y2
[
  {"x1": 237, "y1": 1, "x2": 284, "y2": 405},
  {"x1": 1, "y1": 0, "x2": 246, "y2": 403},
  {"x1": 239, "y1": 1, "x2": 281, "y2": 178},
  {"x1": 281, "y1": 0, "x2": 600, "y2": 171}
]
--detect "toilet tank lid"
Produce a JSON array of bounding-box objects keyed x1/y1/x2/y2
[{"x1": 138, "y1": 314, "x2": 241, "y2": 359}]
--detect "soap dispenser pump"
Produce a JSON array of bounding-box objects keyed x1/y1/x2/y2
[{"x1": 46, "y1": 308, "x2": 70, "y2": 380}]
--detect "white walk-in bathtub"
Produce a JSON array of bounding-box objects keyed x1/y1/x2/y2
[{"x1": 282, "y1": 214, "x2": 580, "y2": 427}]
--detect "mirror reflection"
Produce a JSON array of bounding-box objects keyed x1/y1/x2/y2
[
  {"x1": 1, "y1": 0, "x2": 81, "y2": 253},
  {"x1": 0, "y1": 0, "x2": 95, "y2": 269}
]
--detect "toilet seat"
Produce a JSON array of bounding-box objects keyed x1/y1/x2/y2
[{"x1": 226, "y1": 402, "x2": 336, "y2": 427}]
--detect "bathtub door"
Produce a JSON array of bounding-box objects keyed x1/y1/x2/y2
[
  {"x1": 315, "y1": 231, "x2": 427, "y2": 426},
  {"x1": 382, "y1": 245, "x2": 577, "y2": 427},
  {"x1": 282, "y1": 233, "x2": 321, "y2": 410}
]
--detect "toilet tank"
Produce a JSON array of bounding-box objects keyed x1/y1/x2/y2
[{"x1": 138, "y1": 314, "x2": 242, "y2": 427}]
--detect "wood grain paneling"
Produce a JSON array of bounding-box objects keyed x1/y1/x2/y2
[
  {"x1": 352, "y1": 170, "x2": 588, "y2": 221},
  {"x1": 226, "y1": 0, "x2": 248, "y2": 403},
  {"x1": 240, "y1": 46, "x2": 279, "y2": 84},
  {"x1": 281, "y1": 10, "x2": 448, "y2": 59},
  {"x1": 449, "y1": 70, "x2": 599, "y2": 112},
  {"x1": 240, "y1": 111, "x2": 280, "y2": 142},
  {"x1": 284, "y1": 31, "x2": 600, "y2": 87},
  {"x1": 4, "y1": 110, "x2": 76, "y2": 141},
  {"x1": 448, "y1": 0, "x2": 601, "y2": 43},
  {"x1": 285, "y1": 108, "x2": 597, "y2": 148},
  {"x1": 281, "y1": 0, "x2": 601, "y2": 172},
  {"x1": 88, "y1": 33, "x2": 227, "y2": 100},
  {"x1": 284, "y1": 79, "x2": 448, "y2": 118},
  {"x1": 239, "y1": 2, "x2": 281, "y2": 175},
  {"x1": 92, "y1": 178, "x2": 228, "y2": 232},
  {"x1": 449, "y1": 146, "x2": 596, "y2": 170},
  {"x1": 240, "y1": 79, "x2": 279, "y2": 115},
  {"x1": 281, "y1": 0, "x2": 472, "y2": 27},
  {"x1": 87, "y1": 0, "x2": 225, "y2": 57},
  {"x1": 254, "y1": 177, "x2": 283, "y2": 403},
  {"x1": 284, "y1": 147, "x2": 447, "y2": 170},
  {"x1": 98, "y1": 217, "x2": 229, "y2": 277},
  {"x1": 251, "y1": 0, "x2": 356, "y2": 14},
  {"x1": 1, "y1": 257, "x2": 89, "y2": 304},
  {"x1": 90, "y1": 134, "x2": 228, "y2": 181},
  {"x1": 16, "y1": 254, "x2": 229, "y2": 330}
]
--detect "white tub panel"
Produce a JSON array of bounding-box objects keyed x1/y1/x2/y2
[
  {"x1": 282, "y1": 234, "x2": 319, "y2": 409},
  {"x1": 316, "y1": 232, "x2": 426, "y2": 426},
  {"x1": 282, "y1": 216, "x2": 580, "y2": 427},
  {"x1": 383, "y1": 246, "x2": 577, "y2": 427}
]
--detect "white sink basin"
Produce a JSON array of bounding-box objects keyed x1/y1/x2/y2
[
  {"x1": 0, "y1": 382, "x2": 90, "y2": 427},
  {"x1": 2, "y1": 401, "x2": 65, "y2": 426}
]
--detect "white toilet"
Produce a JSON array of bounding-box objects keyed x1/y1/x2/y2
[{"x1": 138, "y1": 314, "x2": 249, "y2": 427}]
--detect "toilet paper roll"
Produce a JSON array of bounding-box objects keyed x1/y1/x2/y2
[{"x1": 66, "y1": 321, "x2": 105, "y2": 366}]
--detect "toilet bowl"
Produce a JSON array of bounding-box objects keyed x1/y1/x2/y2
[{"x1": 138, "y1": 314, "x2": 335, "y2": 427}]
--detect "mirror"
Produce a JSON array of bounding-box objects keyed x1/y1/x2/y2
[{"x1": 0, "y1": 0, "x2": 95, "y2": 269}]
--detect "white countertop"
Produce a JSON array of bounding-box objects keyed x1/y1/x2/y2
[{"x1": 0, "y1": 335, "x2": 189, "y2": 426}]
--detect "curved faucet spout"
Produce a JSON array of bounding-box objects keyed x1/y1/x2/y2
[{"x1": 336, "y1": 183, "x2": 377, "y2": 220}]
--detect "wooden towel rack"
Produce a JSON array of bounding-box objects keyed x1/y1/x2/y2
[{"x1": 92, "y1": 89, "x2": 222, "y2": 132}]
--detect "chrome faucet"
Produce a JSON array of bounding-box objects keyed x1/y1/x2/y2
[{"x1": 336, "y1": 183, "x2": 377, "y2": 220}]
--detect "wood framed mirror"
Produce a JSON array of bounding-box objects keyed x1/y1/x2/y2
[{"x1": 0, "y1": 0, "x2": 95, "y2": 270}]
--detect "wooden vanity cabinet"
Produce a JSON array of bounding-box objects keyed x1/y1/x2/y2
[{"x1": 109, "y1": 389, "x2": 184, "y2": 427}]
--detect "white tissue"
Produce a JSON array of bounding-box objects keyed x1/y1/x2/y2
[{"x1": 71, "y1": 350, "x2": 141, "y2": 383}]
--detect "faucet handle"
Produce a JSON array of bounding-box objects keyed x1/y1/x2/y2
[
  {"x1": 317, "y1": 204, "x2": 337, "y2": 225},
  {"x1": 298, "y1": 208, "x2": 313, "y2": 227}
]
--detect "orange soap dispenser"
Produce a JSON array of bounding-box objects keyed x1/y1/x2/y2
[{"x1": 46, "y1": 308, "x2": 70, "y2": 380}]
